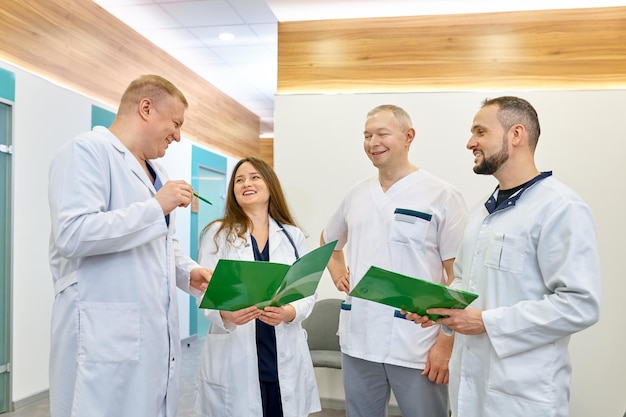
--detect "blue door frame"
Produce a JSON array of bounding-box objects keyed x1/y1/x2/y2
[
  {"x1": 0, "y1": 67, "x2": 15, "y2": 414},
  {"x1": 189, "y1": 146, "x2": 227, "y2": 336}
]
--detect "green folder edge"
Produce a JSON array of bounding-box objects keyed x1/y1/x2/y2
[
  {"x1": 349, "y1": 266, "x2": 478, "y2": 321},
  {"x1": 199, "y1": 240, "x2": 338, "y2": 311}
]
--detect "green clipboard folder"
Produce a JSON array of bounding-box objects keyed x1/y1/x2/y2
[
  {"x1": 349, "y1": 266, "x2": 478, "y2": 320},
  {"x1": 199, "y1": 240, "x2": 338, "y2": 311}
]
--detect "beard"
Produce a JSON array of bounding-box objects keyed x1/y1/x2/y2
[{"x1": 474, "y1": 136, "x2": 509, "y2": 175}]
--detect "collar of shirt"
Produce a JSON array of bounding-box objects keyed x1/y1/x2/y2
[{"x1": 484, "y1": 171, "x2": 553, "y2": 214}]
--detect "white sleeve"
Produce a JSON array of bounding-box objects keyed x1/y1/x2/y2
[
  {"x1": 323, "y1": 196, "x2": 349, "y2": 250},
  {"x1": 197, "y1": 224, "x2": 235, "y2": 331}
]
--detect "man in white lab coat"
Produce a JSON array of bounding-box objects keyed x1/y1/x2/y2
[
  {"x1": 409, "y1": 96, "x2": 601, "y2": 417},
  {"x1": 48, "y1": 75, "x2": 211, "y2": 417}
]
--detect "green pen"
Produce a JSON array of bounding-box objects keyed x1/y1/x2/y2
[{"x1": 193, "y1": 192, "x2": 213, "y2": 205}]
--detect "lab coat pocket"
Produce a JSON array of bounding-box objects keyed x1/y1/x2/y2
[
  {"x1": 337, "y1": 301, "x2": 351, "y2": 349},
  {"x1": 78, "y1": 302, "x2": 140, "y2": 363},
  {"x1": 293, "y1": 327, "x2": 316, "y2": 382},
  {"x1": 388, "y1": 209, "x2": 431, "y2": 249},
  {"x1": 201, "y1": 333, "x2": 231, "y2": 384},
  {"x1": 196, "y1": 333, "x2": 230, "y2": 416},
  {"x1": 484, "y1": 232, "x2": 525, "y2": 274},
  {"x1": 487, "y1": 342, "x2": 555, "y2": 411},
  {"x1": 195, "y1": 378, "x2": 228, "y2": 417}
]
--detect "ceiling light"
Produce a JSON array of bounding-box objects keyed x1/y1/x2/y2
[{"x1": 218, "y1": 32, "x2": 235, "y2": 41}]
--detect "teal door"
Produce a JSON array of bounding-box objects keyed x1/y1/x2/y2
[
  {"x1": 190, "y1": 146, "x2": 227, "y2": 336},
  {"x1": 0, "y1": 100, "x2": 13, "y2": 413}
]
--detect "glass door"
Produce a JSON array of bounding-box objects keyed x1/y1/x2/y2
[
  {"x1": 194, "y1": 166, "x2": 226, "y2": 335},
  {"x1": 0, "y1": 100, "x2": 13, "y2": 413},
  {"x1": 189, "y1": 146, "x2": 227, "y2": 336}
]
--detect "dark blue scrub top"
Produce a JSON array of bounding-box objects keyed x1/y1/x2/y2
[{"x1": 251, "y1": 235, "x2": 279, "y2": 382}]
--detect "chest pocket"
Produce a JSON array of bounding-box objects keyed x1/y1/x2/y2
[
  {"x1": 388, "y1": 208, "x2": 432, "y2": 250},
  {"x1": 484, "y1": 232, "x2": 525, "y2": 274}
]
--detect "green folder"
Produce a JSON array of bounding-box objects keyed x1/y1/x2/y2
[
  {"x1": 199, "y1": 240, "x2": 338, "y2": 311},
  {"x1": 349, "y1": 266, "x2": 478, "y2": 320}
]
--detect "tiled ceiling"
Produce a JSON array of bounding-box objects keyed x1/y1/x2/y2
[
  {"x1": 94, "y1": 0, "x2": 626, "y2": 138},
  {"x1": 94, "y1": 0, "x2": 279, "y2": 137}
]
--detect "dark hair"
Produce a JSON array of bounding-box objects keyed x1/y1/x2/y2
[
  {"x1": 200, "y1": 157, "x2": 298, "y2": 250},
  {"x1": 482, "y1": 96, "x2": 540, "y2": 150}
]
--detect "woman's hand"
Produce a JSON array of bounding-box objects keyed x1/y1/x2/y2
[
  {"x1": 258, "y1": 305, "x2": 296, "y2": 326},
  {"x1": 220, "y1": 306, "x2": 261, "y2": 325}
]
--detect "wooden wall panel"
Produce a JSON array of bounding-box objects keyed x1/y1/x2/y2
[
  {"x1": 278, "y1": 7, "x2": 626, "y2": 93},
  {"x1": 0, "y1": 0, "x2": 259, "y2": 158},
  {"x1": 259, "y1": 138, "x2": 274, "y2": 167}
]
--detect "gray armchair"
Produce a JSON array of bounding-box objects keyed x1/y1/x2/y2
[{"x1": 302, "y1": 298, "x2": 342, "y2": 369}]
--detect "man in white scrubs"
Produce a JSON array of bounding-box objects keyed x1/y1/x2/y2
[
  {"x1": 410, "y1": 96, "x2": 601, "y2": 417},
  {"x1": 48, "y1": 75, "x2": 212, "y2": 417},
  {"x1": 321, "y1": 104, "x2": 467, "y2": 417}
]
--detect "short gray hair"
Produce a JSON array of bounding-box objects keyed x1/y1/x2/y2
[{"x1": 367, "y1": 104, "x2": 413, "y2": 129}]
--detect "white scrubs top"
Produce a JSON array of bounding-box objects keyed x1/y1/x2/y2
[{"x1": 324, "y1": 170, "x2": 467, "y2": 368}]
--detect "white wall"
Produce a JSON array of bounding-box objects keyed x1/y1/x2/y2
[
  {"x1": 1, "y1": 60, "x2": 236, "y2": 403},
  {"x1": 10, "y1": 65, "x2": 91, "y2": 400},
  {"x1": 5, "y1": 55, "x2": 625, "y2": 415},
  {"x1": 274, "y1": 91, "x2": 626, "y2": 416}
]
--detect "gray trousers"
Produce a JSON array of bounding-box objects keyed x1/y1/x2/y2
[{"x1": 342, "y1": 353, "x2": 448, "y2": 417}]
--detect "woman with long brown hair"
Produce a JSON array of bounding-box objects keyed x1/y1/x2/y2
[{"x1": 194, "y1": 157, "x2": 321, "y2": 417}]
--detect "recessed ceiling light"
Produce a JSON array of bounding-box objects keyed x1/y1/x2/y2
[{"x1": 219, "y1": 32, "x2": 235, "y2": 41}]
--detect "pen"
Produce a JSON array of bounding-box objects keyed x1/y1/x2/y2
[{"x1": 193, "y1": 192, "x2": 213, "y2": 205}]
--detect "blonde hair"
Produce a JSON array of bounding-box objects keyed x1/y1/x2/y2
[
  {"x1": 367, "y1": 104, "x2": 413, "y2": 130},
  {"x1": 118, "y1": 75, "x2": 188, "y2": 114}
]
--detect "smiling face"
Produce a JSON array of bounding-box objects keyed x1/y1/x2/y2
[
  {"x1": 363, "y1": 109, "x2": 413, "y2": 170},
  {"x1": 147, "y1": 95, "x2": 186, "y2": 159},
  {"x1": 233, "y1": 161, "x2": 270, "y2": 210},
  {"x1": 467, "y1": 104, "x2": 510, "y2": 176}
]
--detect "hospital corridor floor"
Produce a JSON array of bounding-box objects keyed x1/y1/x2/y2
[{"x1": 4, "y1": 336, "x2": 355, "y2": 417}]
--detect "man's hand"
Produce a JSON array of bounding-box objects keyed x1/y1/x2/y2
[
  {"x1": 190, "y1": 267, "x2": 211, "y2": 292},
  {"x1": 425, "y1": 307, "x2": 486, "y2": 335},
  {"x1": 333, "y1": 271, "x2": 350, "y2": 294},
  {"x1": 422, "y1": 334, "x2": 452, "y2": 385},
  {"x1": 155, "y1": 180, "x2": 194, "y2": 214}
]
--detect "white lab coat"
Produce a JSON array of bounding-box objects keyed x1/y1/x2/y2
[
  {"x1": 48, "y1": 127, "x2": 199, "y2": 417},
  {"x1": 194, "y1": 219, "x2": 321, "y2": 417},
  {"x1": 449, "y1": 175, "x2": 601, "y2": 417}
]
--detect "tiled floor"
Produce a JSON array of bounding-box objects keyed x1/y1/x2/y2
[{"x1": 3, "y1": 336, "x2": 353, "y2": 417}]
